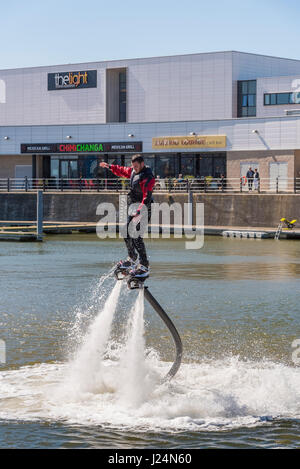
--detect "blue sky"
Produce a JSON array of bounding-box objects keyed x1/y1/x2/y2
[{"x1": 1, "y1": 0, "x2": 300, "y2": 69}]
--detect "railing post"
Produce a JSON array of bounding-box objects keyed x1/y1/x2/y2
[
  {"x1": 240, "y1": 178, "x2": 242, "y2": 193},
  {"x1": 204, "y1": 178, "x2": 207, "y2": 193},
  {"x1": 97, "y1": 178, "x2": 100, "y2": 192},
  {"x1": 79, "y1": 177, "x2": 82, "y2": 192},
  {"x1": 7, "y1": 178, "x2": 10, "y2": 192},
  {"x1": 294, "y1": 178, "x2": 296, "y2": 194},
  {"x1": 43, "y1": 178, "x2": 46, "y2": 192},
  {"x1": 36, "y1": 190, "x2": 43, "y2": 242},
  {"x1": 187, "y1": 185, "x2": 193, "y2": 227},
  {"x1": 276, "y1": 177, "x2": 279, "y2": 194},
  {"x1": 25, "y1": 176, "x2": 28, "y2": 192}
]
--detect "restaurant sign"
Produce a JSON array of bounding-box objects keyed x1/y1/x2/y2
[
  {"x1": 48, "y1": 70, "x2": 97, "y2": 90},
  {"x1": 21, "y1": 142, "x2": 143, "y2": 154},
  {"x1": 152, "y1": 135, "x2": 226, "y2": 149}
]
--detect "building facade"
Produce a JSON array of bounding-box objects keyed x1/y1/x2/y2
[{"x1": 1, "y1": 50, "x2": 300, "y2": 184}]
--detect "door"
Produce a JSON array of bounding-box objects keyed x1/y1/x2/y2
[
  {"x1": 240, "y1": 162, "x2": 259, "y2": 178},
  {"x1": 240, "y1": 162, "x2": 259, "y2": 191},
  {"x1": 59, "y1": 160, "x2": 78, "y2": 179},
  {"x1": 269, "y1": 162, "x2": 288, "y2": 191},
  {"x1": 60, "y1": 160, "x2": 69, "y2": 179}
]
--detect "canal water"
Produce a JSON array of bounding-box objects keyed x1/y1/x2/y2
[{"x1": 0, "y1": 234, "x2": 300, "y2": 448}]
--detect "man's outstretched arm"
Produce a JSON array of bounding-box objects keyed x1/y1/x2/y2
[{"x1": 100, "y1": 161, "x2": 132, "y2": 178}]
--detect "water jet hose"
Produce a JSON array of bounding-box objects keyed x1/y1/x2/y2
[{"x1": 144, "y1": 286, "x2": 182, "y2": 381}]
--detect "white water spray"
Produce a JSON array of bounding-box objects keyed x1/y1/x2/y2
[
  {"x1": 64, "y1": 280, "x2": 122, "y2": 396},
  {"x1": 117, "y1": 289, "x2": 153, "y2": 407},
  {"x1": 68, "y1": 269, "x2": 114, "y2": 351}
]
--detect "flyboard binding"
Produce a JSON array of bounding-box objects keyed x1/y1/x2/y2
[
  {"x1": 113, "y1": 261, "x2": 183, "y2": 380},
  {"x1": 114, "y1": 262, "x2": 148, "y2": 290}
]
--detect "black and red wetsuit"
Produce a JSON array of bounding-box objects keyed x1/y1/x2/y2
[
  {"x1": 109, "y1": 164, "x2": 155, "y2": 267},
  {"x1": 109, "y1": 164, "x2": 155, "y2": 211}
]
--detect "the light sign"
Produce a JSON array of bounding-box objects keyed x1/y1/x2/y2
[{"x1": 48, "y1": 70, "x2": 97, "y2": 90}]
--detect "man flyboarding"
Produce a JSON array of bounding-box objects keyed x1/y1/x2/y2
[{"x1": 100, "y1": 154, "x2": 155, "y2": 279}]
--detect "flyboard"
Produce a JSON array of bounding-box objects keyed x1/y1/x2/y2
[{"x1": 114, "y1": 265, "x2": 183, "y2": 381}]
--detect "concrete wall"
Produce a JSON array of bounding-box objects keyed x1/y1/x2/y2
[
  {"x1": 294, "y1": 150, "x2": 300, "y2": 177},
  {"x1": 0, "y1": 51, "x2": 234, "y2": 125},
  {"x1": 2, "y1": 115, "x2": 300, "y2": 157},
  {"x1": 0, "y1": 154, "x2": 32, "y2": 178},
  {"x1": 227, "y1": 150, "x2": 294, "y2": 179},
  {"x1": 193, "y1": 193, "x2": 300, "y2": 227},
  {"x1": 3, "y1": 51, "x2": 300, "y2": 126},
  {"x1": 0, "y1": 192, "x2": 300, "y2": 229}
]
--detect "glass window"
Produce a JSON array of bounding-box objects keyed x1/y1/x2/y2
[
  {"x1": 97, "y1": 155, "x2": 107, "y2": 177},
  {"x1": 119, "y1": 71, "x2": 126, "y2": 122},
  {"x1": 108, "y1": 155, "x2": 122, "y2": 166},
  {"x1": 124, "y1": 155, "x2": 156, "y2": 174},
  {"x1": 80, "y1": 156, "x2": 99, "y2": 179},
  {"x1": 69, "y1": 160, "x2": 78, "y2": 178},
  {"x1": 214, "y1": 157, "x2": 226, "y2": 178},
  {"x1": 247, "y1": 106, "x2": 256, "y2": 116},
  {"x1": 277, "y1": 93, "x2": 290, "y2": 105},
  {"x1": 143, "y1": 156, "x2": 155, "y2": 174},
  {"x1": 50, "y1": 159, "x2": 59, "y2": 178},
  {"x1": 248, "y1": 81, "x2": 256, "y2": 94},
  {"x1": 156, "y1": 155, "x2": 175, "y2": 178},
  {"x1": 181, "y1": 155, "x2": 195, "y2": 176},
  {"x1": 60, "y1": 161, "x2": 69, "y2": 178},
  {"x1": 199, "y1": 155, "x2": 213, "y2": 177},
  {"x1": 241, "y1": 82, "x2": 248, "y2": 94},
  {"x1": 247, "y1": 94, "x2": 255, "y2": 106},
  {"x1": 237, "y1": 80, "x2": 256, "y2": 117},
  {"x1": 196, "y1": 153, "x2": 226, "y2": 178},
  {"x1": 263, "y1": 92, "x2": 300, "y2": 105}
]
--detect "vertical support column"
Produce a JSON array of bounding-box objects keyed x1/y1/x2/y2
[
  {"x1": 187, "y1": 186, "x2": 193, "y2": 227},
  {"x1": 37, "y1": 190, "x2": 43, "y2": 242}
]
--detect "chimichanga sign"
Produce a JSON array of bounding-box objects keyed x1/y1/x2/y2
[{"x1": 152, "y1": 135, "x2": 226, "y2": 149}]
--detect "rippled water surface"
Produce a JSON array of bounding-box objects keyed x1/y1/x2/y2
[{"x1": 0, "y1": 234, "x2": 300, "y2": 448}]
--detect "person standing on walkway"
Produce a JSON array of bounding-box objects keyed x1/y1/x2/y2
[
  {"x1": 246, "y1": 167, "x2": 254, "y2": 191},
  {"x1": 253, "y1": 168, "x2": 260, "y2": 191}
]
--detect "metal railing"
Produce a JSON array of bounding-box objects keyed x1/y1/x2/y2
[{"x1": 1, "y1": 177, "x2": 300, "y2": 194}]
